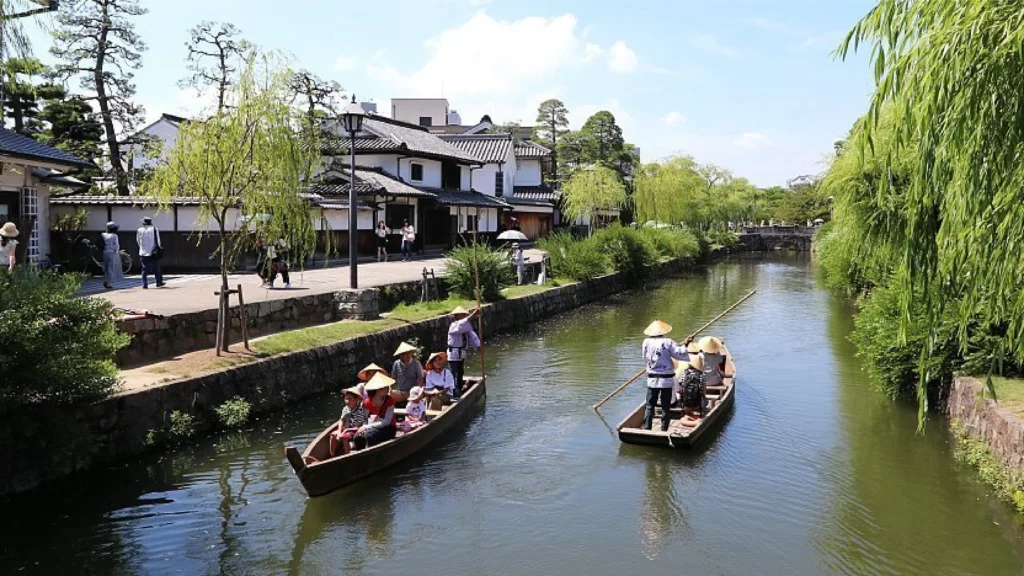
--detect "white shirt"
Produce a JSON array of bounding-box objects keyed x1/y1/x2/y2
[
  {"x1": 376, "y1": 227, "x2": 389, "y2": 238},
  {"x1": 513, "y1": 250, "x2": 524, "y2": 267},
  {"x1": 136, "y1": 225, "x2": 161, "y2": 257},
  {"x1": 447, "y1": 318, "x2": 480, "y2": 362},
  {"x1": 402, "y1": 225, "x2": 415, "y2": 241},
  {"x1": 425, "y1": 369, "x2": 456, "y2": 395},
  {"x1": 101, "y1": 232, "x2": 120, "y2": 253},
  {"x1": 405, "y1": 398, "x2": 427, "y2": 420},
  {"x1": 0, "y1": 238, "x2": 17, "y2": 265},
  {"x1": 642, "y1": 336, "x2": 689, "y2": 389}
]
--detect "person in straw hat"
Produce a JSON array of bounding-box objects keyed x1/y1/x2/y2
[
  {"x1": 0, "y1": 222, "x2": 19, "y2": 271},
  {"x1": 678, "y1": 354, "x2": 708, "y2": 427},
  {"x1": 399, "y1": 385, "x2": 429, "y2": 433},
  {"x1": 423, "y1": 351, "x2": 456, "y2": 410},
  {"x1": 330, "y1": 385, "x2": 368, "y2": 456},
  {"x1": 101, "y1": 221, "x2": 124, "y2": 290},
  {"x1": 390, "y1": 341, "x2": 424, "y2": 403},
  {"x1": 697, "y1": 336, "x2": 727, "y2": 387},
  {"x1": 360, "y1": 372, "x2": 398, "y2": 446},
  {"x1": 136, "y1": 216, "x2": 165, "y2": 289},
  {"x1": 446, "y1": 305, "x2": 480, "y2": 396},
  {"x1": 642, "y1": 319, "x2": 694, "y2": 431}
]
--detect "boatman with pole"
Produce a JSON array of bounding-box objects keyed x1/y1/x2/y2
[
  {"x1": 447, "y1": 306, "x2": 481, "y2": 397},
  {"x1": 642, "y1": 320, "x2": 693, "y2": 431}
]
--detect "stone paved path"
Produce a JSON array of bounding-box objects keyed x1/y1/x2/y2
[{"x1": 86, "y1": 249, "x2": 546, "y2": 317}]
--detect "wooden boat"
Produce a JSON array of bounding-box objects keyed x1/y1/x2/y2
[
  {"x1": 285, "y1": 376, "x2": 486, "y2": 497},
  {"x1": 617, "y1": 344, "x2": 735, "y2": 448}
]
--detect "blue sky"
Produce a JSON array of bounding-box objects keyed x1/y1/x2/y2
[{"x1": 25, "y1": 0, "x2": 877, "y2": 187}]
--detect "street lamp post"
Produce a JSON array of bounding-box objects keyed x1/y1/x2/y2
[{"x1": 341, "y1": 95, "x2": 365, "y2": 289}]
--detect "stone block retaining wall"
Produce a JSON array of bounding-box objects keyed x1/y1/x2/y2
[
  {"x1": 946, "y1": 376, "x2": 1024, "y2": 476},
  {"x1": 1, "y1": 259, "x2": 685, "y2": 495}
]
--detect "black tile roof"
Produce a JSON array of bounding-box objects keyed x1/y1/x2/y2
[
  {"x1": 425, "y1": 188, "x2": 510, "y2": 209},
  {"x1": 515, "y1": 140, "x2": 551, "y2": 158},
  {"x1": 321, "y1": 135, "x2": 404, "y2": 154},
  {"x1": 361, "y1": 117, "x2": 483, "y2": 164},
  {"x1": 31, "y1": 168, "x2": 90, "y2": 188},
  {"x1": 504, "y1": 196, "x2": 555, "y2": 208},
  {"x1": 511, "y1": 186, "x2": 559, "y2": 202},
  {"x1": 0, "y1": 128, "x2": 95, "y2": 169},
  {"x1": 311, "y1": 166, "x2": 438, "y2": 199},
  {"x1": 438, "y1": 134, "x2": 513, "y2": 164}
]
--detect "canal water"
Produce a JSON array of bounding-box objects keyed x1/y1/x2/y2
[{"x1": 4, "y1": 254, "x2": 1024, "y2": 574}]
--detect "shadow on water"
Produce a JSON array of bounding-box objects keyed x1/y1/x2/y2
[{"x1": 5, "y1": 253, "x2": 1024, "y2": 574}]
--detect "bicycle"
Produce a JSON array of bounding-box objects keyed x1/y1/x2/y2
[{"x1": 81, "y1": 239, "x2": 133, "y2": 275}]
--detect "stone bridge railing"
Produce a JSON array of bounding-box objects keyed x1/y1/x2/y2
[{"x1": 738, "y1": 226, "x2": 818, "y2": 251}]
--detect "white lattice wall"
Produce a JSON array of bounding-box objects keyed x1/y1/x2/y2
[{"x1": 20, "y1": 187, "x2": 38, "y2": 263}]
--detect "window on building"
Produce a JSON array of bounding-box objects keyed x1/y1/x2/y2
[
  {"x1": 410, "y1": 163, "x2": 424, "y2": 182},
  {"x1": 419, "y1": 116, "x2": 432, "y2": 127},
  {"x1": 495, "y1": 171, "x2": 504, "y2": 197},
  {"x1": 385, "y1": 203, "x2": 414, "y2": 232}
]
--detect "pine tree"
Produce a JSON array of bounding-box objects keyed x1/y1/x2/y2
[
  {"x1": 534, "y1": 99, "x2": 569, "y2": 182},
  {"x1": 181, "y1": 21, "x2": 246, "y2": 115},
  {"x1": 39, "y1": 96, "x2": 103, "y2": 174},
  {"x1": 1, "y1": 57, "x2": 62, "y2": 136},
  {"x1": 51, "y1": 0, "x2": 147, "y2": 196}
]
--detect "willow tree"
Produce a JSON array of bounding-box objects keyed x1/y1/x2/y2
[
  {"x1": 839, "y1": 0, "x2": 1024, "y2": 413},
  {"x1": 561, "y1": 165, "x2": 626, "y2": 235},
  {"x1": 146, "y1": 52, "x2": 320, "y2": 354}
]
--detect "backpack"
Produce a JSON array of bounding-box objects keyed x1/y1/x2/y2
[{"x1": 681, "y1": 369, "x2": 705, "y2": 413}]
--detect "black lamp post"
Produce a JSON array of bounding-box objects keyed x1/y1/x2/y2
[{"x1": 341, "y1": 95, "x2": 365, "y2": 288}]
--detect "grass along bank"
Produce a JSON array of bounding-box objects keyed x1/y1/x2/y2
[{"x1": 951, "y1": 420, "x2": 1024, "y2": 514}]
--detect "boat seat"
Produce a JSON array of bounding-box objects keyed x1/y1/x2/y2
[{"x1": 395, "y1": 408, "x2": 444, "y2": 418}]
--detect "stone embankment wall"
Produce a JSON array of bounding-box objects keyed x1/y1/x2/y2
[
  {"x1": 2, "y1": 259, "x2": 686, "y2": 495},
  {"x1": 946, "y1": 376, "x2": 1024, "y2": 476},
  {"x1": 738, "y1": 232, "x2": 813, "y2": 252}
]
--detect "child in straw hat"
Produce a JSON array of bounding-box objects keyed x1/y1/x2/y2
[
  {"x1": 697, "y1": 336, "x2": 727, "y2": 386},
  {"x1": 399, "y1": 386, "x2": 428, "y2": 433},
  {"x1": 679, "y1": 355, "x2": 708, "y2": 428}
]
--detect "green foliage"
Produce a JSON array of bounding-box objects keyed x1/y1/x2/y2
[
  {"x1": 214, "y1": 396, "x2": 252, "y2": 429},
  {"x1": 952, "y1": 421, "x2": 1024, "y2": 514},
  {"x1": 168, "y1": 410, "x2": 196, "y2": 441},
  {"x1": 444, "y1": 242, "x2": 514, "y2": 302},
  {"x1": 39, "y1": 96, "x2": 103, "y2": 172},
  {"x1": 0, "y1": 270, "x2": 128, "y2": 413},
  {"x1": 771, "y1": 184, "x2": 831, "y2": 225},
  {"x1": 591, "y1": 225, "x2": 658, "y2": 285},
  {"x1": 2, "y1": 57, "x2": 63, "y2": 136},
  {"x1": 638, "y1": 226, "x2": 702, "y2": 260},
  {"x1": 538, "y1": 232, "x2": 610, "y2": 282},
  {"x1": 580, "y1": 110, "x2": 624, "y2": 163},
  {"x1": 704, "y1": 229, "x2": 739, "y2": 249},
  {"x1": 561, "y1": 165, "x2": 627, "y2": 234}
]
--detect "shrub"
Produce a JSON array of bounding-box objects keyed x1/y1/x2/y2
[
  {"x1": 591, "y1": 225, "x2": 658, "y2": 284},
  {"x1": 214, "y1": 396, "x2": 252, "y2": 428},
  {"x1": 168, "y1": 410, "x2": 196, "y2": 441},
  {"x1": 704, "y1": 229, "x2": 739, "y2": 249},
  {"x1": 638, "y1": 227, "x2": 702, "y2": 261},
  {"x1": 538, "y1": 232, "x2": 610, "y2": 281},
  {"x1": 0, "y1": 269, "x2": 129, "y2": 413},
  {"x1": 444, "y1": 242, "x2": 514, "y2": 301}
]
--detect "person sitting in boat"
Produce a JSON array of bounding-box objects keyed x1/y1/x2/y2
[
  {"x1": 358, "y1": 363, "x2": 388, "y2": 383},
  {"x1": 399, "y1": 386, "x2": 429, "y2": 433},
  {"x1": 423, "y1": 351, "x2": 457, "y2": 411},
  {"x1": 679, "y1": 355, "x2": 708, "y2": 427},
  {"x1": 391, "y1": 342, "x2": 424, "y2": 403},
  {"x1": 697, "y1": 336, "x2": 727, "y2": 387},
  {"x1": 330, "y1": 386, "x2": 368, "y2": 456},
  {"x1": 673, "y1": 340, "x2": 702, "y2": 406},
  {"x1": 642, "y1": 320, "x2": 693, "y2": 431},
  {"x1": 359, "y1": 373, "x2": 398, "y2": 447},
  {"x1": 447, "y1": 306, "x2": 481, "y2": 396}
]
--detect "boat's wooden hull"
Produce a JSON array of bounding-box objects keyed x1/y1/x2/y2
[
  {"x1": 616, "y1": 344, "x2": 735, "y2": 449},
  {"x1": 285, "y1": 376, "x2": 486, "y2": 497}
]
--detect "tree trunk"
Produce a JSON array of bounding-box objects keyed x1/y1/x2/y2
[
  {"x1": 94, "y1": 3, "x2": 129, "y2": 197},
  {"x1": 216, "y1": 217, "x2": 230, "y2": 354}
]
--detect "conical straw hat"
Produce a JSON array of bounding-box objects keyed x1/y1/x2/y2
[
  {"x1": 698, "y1": 336, "x2": 723, "y2": 354},
  {"x1": 686, "y1": 341, "x2": 700, "y2": 354},
  {"x1": 687, "y1": 354, "x2": 705, "y2": 371},
  {"x1": 450, "y1": 306, "x2": 470, "y2": 316},
  {"x1": 357, "y1": 363, "x2": 388, "y2": 381},
  {"x1": 343, "y1": 385, "x2": 363, "y2": 398},
  {"x1": 425, "y1": 351, "x2": 448, "y2": 369},
  {"x1": 643, "y1": 320, "x2": 672, "y2": 337},
  {"x1": 364, "y1": 372, "x2": 396, "y2": 391},
  {"x1": 393, "y1": 342, "x2": 418, "y2": 356}
]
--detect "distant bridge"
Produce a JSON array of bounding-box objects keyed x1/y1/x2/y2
[{"x1": 738, "y1": 226, "x2": 816, "y2": 251}]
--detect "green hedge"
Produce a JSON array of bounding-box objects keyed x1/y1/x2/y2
[
  {"x1": 538, "y1": 226, "x2": 704, "y2": 284},
  {"x1": 444, "y1": 242, "x2": 514, "y2": 301}
]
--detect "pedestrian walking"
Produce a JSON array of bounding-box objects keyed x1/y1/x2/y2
[
  {"x1": 512, "y1": 242, "x2": 525, "y2": 285},
  {"x1": 101, "y1": 221, "x2": 124, "y2": 290},
  {"x1": 264, "y1": 236, "x2": 291, "y2": 289},
  {"x1": 376, "y1": 221, "x2": 390, "y2": 262},
  {"x1": 400, "y1": 219, "x2": 415, "y2": 261},
  {"x1": 0, "y1": 222, "x2": 18, "y2": 272},
  {"x1": 137, "y1": 216, "x2": 165, "y2": 289}
]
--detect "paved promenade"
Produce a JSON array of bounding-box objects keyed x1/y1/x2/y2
[{"x1": 85, "y1": 249, "x2": 545, "y2": 316}]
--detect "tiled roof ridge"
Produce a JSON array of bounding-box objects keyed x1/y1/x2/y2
[{"x1": 362, "y1": 113, "x2": 430, "y2": 133}]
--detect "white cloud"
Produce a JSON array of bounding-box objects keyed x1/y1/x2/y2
[
  {"x1": 607, "y1": 40, "x2": 638, "y2": 74},
  {"x1": 372, "y1": 49, "x2": 388, "y2": 61},
  {"x1": 334, "y1": 55, "x2": 354, "y2": 72},
  {"x1": 792, "y1": 31, "x2": 844, "y2": 53},
  {"x1": 660, "y1": 111, "x2": 686, "y2": 126},
  {"x1": 469, "y1": 0, "x2": 491, "y2": 6},
  {"x1": 742, "y1": 17, "x2": 787, "y2": 33},
  {"x1": 583, "y1": 42, "x2": 603, "y2": 62},
  {"x1": 367, "y1": 13, "x2": 592, "y2": 98},
  {"x1": 690, "y1": 33, "x2": 740, "y2": 60},
  {"x1": 733, "y1": 132, "x2": 771, "y2": 150}
]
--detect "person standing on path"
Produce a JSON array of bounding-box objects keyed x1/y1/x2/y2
[
  {"x1": 446, "y1": 306, "x2": 480, "y2": 396},
  {"x1": 400, "y1": 219, "x2": 415, "y2": 261},
  {"x1": 641, "y1": 320, "x2": 692, "y2": 431},
  {"x1": 376, "y1": 221, "x2": 390, "y2": 262},
  {"x1": 101, "y1": 222, "x2": 124, "y2": 290},
  {"x1": 512, "y1": 243, "x2": 526, "y2": 285},
  {"x1": 137, "y1": 217, "x2": 165, "y2": 289},
  {"x1": 265, "y1": 236, "x2": 291, "y2": 289},
  {"x1": 0, "y1": 222, "x2": 18, "y2": 271}
]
